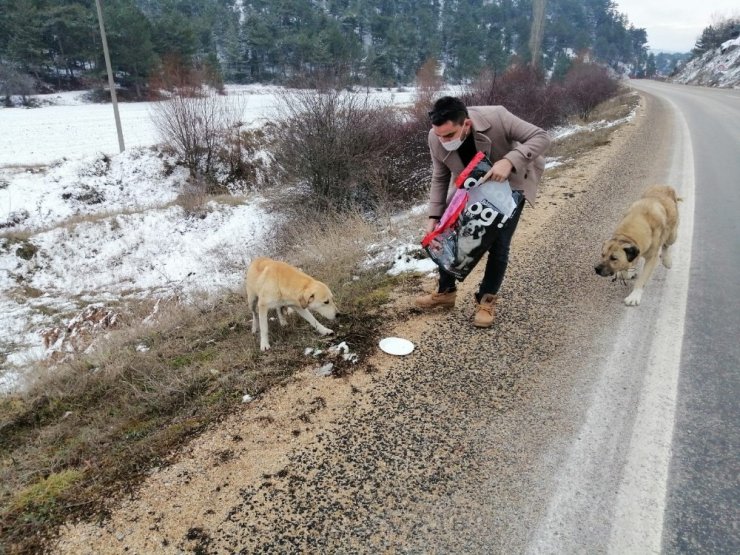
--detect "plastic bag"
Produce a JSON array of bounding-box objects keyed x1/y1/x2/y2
[{"x1": 421, "y1": 153, "x2": 523, "y2": 280}]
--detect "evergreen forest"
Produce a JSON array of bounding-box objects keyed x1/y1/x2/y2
[{"x1": 0, "y1": 0, "x2": 653, "y2": 95}]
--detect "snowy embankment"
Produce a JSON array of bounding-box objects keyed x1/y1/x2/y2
[
  {"x1": 672, "y1": 37, "x2": 740, "y2": 88},
  {"x1": 0, "y1": 146, "x2": 275, "y2": 390},
  {"x1": 0, "y1": 85, "x2": 422, "y2": 391},
  {"x1": 0, "y1": 85, "x2": 417, "y2": 166}
]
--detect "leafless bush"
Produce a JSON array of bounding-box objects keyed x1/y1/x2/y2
[
  {"x1": 462, "y1": 62, "x2": 618, "y2": 126},
  {"x1": 411, "y1": 58, "x2": 444, "y2": 125},
  {"x1": 150, "y1": 90, "x2": 247, "y2": 190},
  {"x1": 462, "y1": 66, "x2": 567, "y2": 129},
  {"x1": 0, "y1": 62, "x2": 36, "y2": 107},
  {"x1": 148, "y1": 54, "x2": 224, "y2": 99},
  {"x1": 216, "y1": 126, "x2": 269, "y2": 192},
  {"x1": 562, "y1": 62, "x2": 619, "y2": 119},
  {"x1": 271, "y1": 89, "x2": 427, "y2": 211}
]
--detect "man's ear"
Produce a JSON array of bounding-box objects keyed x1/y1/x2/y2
[{"x1": 624, "y1": 245, "x2": 640, "y2": 262}]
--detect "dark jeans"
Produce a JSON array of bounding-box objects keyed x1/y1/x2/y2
[{"x1": 438, "y1": 197, "x2": 525, "y2": 299}]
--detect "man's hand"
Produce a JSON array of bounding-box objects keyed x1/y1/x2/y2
[
  {"x1": 426, "y1": 218, "x2": 439, "y2": 234},
  {"x1": 480, "y1": 158, "x2": 514, "y2": 183}
]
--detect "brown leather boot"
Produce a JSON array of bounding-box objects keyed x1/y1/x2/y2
[
  {"x1": 473, "y1": 293, "x2": 497, "y2": 328},
  {"x1": 415, "y1": 290, "x2": 457, "y2": 309}
]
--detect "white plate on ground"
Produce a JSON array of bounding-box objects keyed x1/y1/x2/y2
[{"x1": 379, "y1": 337, "x2": 415, "y2": 356}]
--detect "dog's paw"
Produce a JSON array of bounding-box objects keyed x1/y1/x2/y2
[
  {"x1": 278, "y1": 307, "x2": 290, "y2": 326},
  {"x1": 318, "y1": 327, "x2": 334, "y2": 336},
  {"x1": 662, "y1": 252, "x2": 673, "y2": 269},
  {"x1": 624, "y1": 289, "x2": 643, "y2": 306},
  {"x1": 260, "y1": 342, "x2": 271, "y2": 351}
]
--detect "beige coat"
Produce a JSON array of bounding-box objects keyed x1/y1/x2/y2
[{"x1": 427, "y1": 105, "x2": 551, "y2": 217}]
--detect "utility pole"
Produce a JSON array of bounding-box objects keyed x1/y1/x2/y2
[
  {"x1": 529, "y1": 0, "x2": 547, "y2": 70},
  {"x1": 94, "y1": 0, "x2": 125, "y2": 152}
]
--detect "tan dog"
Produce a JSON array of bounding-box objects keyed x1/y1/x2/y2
[
  {"x1": 245, "y1": 257, "x2": 338, "y2": 351},
  {"x1": 595, "y1": 185, "x2": 681, "y2": 306}
]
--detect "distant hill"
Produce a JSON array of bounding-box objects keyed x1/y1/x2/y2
[
  {"x1": 671, "y1": 16, "x2": 740, "y2": 88},
  {"x1": 672, "y1": 37, "x2": 740, "y2": 88},
  {"x1": 652, "y1": 52, "x2": 691, "y2": 77}
]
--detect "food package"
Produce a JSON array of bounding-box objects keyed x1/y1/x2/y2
[{"x1": 421, "y1": 152, "x2": 523, "y2": 280}]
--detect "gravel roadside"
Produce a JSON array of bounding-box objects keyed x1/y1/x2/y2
[{"x1": 54, "y1": 89, "x2": 674, "y2": 554}]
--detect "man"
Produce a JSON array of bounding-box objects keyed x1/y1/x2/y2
[{"x1": 416, "y1": 96, "x2": 551, "y2": 327}]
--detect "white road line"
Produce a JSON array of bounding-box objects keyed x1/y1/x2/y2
[{"x1": 607, "y1": 98, "x2": 696, "y2": 554}]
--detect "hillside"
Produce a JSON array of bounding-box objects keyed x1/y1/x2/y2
[
  {"x1": 0, "y1": 0, "x2": 650, "y2": 95},
  {"x1": 672, "y1": 37, "x2": 740, "y2": 88}
]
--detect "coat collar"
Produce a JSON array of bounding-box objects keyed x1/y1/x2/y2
[{"x1": 468, "y1": 106, "x2": 491, "y2": 132}]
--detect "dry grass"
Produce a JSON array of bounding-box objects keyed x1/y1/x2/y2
[
  {"x1": 0, "y1": 206, "x2": 403, "y2": 554},
  {"x1": 0, "y1": 230, "x2": 32, "y2": 242},
  {"x1": 278, "y1": 211, "x2": 374, "y2": 278},
  {"x1": 546, "y1": 89, "x2": 639, "y2": 173},
  {"x1": 588, "y1": 89, "x2": 639, "y2": 121},
  {"x1": 173, "y1": 179, "x2": 211, "y2": 216},
  {"x1": 210, "y1": 193, "x2": 251, "y2": 207},
  {"x1": 0, "y1": 205, "x2": 157, "y2": 240}
]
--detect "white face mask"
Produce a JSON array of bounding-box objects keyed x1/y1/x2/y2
[{"x1": 440, "y1": 125, "x2": 467, "y2": 151}]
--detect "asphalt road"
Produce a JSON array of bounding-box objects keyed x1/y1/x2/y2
[
  {"x1": 531, "y1": 80, "x2": 740, "y2": 555},
  {"x1": 53, "y1": 83, "x2": 739, "y2": 554},
  {"x1": 628, "y1": 80, "x2": 740, "y2": 555}
]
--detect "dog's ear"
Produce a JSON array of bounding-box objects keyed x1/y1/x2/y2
[
  {"x1": 624, "y1": 245, "x2": 640, "y2": 262},
  {"x1": 298, "y1": 291, "x2": 314, "y2": 309}
]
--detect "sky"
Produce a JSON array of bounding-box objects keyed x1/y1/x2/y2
[{"x1": 614, "y1": 0, "x2": 740, "y2": 53}]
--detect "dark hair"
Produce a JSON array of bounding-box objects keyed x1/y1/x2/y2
[{"x1": 428, "y1": 96, "x2": 468, "y2": 126}]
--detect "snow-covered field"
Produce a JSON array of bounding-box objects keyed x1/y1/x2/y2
[
  {"x1": 0, "y1": 85, "x2": 427, "y2": 391},
  {"x1": 0, "y1": 85, "x2": 421, "y2": 166}
]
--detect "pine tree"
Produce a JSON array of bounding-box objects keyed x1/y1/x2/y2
[
  {"x1": 104, "y1": 0, "x2": 156, "y2": 98},
  {"x1": 41, "y1": 3, "x2": 97, "y2": 88},
  {"x1": 3, "y1": 1, "x2": 46, "y2": 74}
]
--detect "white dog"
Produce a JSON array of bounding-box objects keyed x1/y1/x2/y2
[
  {"x1": 245, "y1": 258, "x2": 338, "y2": 351},
  {"x1": 595, "y1": 185, "x2": 681, "y2": 306}
]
